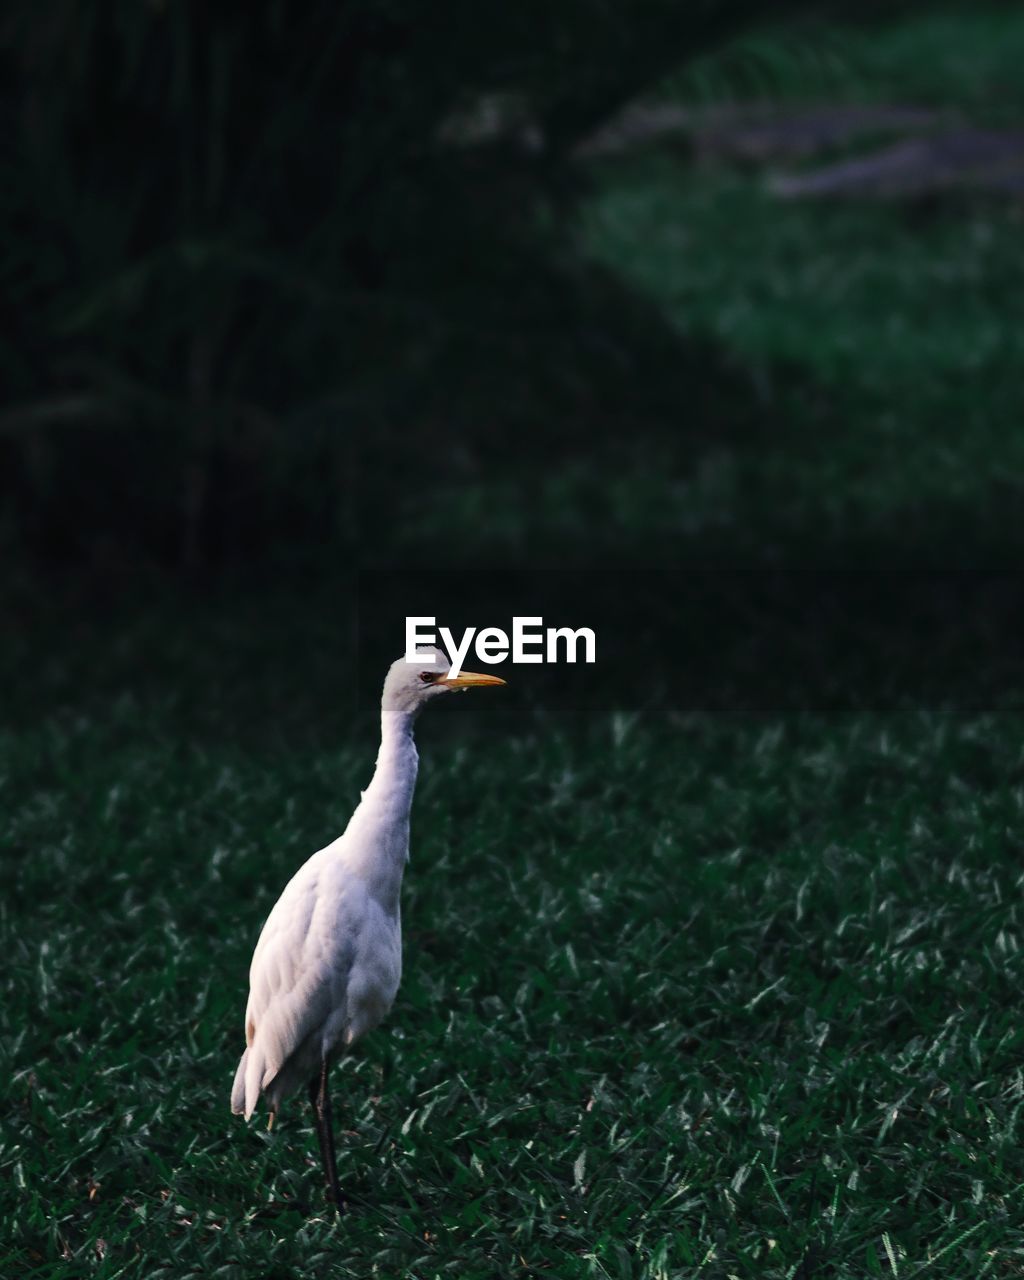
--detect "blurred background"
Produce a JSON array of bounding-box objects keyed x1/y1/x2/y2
[{"x1": 2, "y1": 0, "x2": 1023, "y2": 713}]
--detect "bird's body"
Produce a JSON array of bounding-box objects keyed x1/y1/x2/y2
[
  {"x1": 231, "y1": 710, "x2": 415, "y2": 1120},
  {"x1": 230, "y1": 647, "x2": 504, "y2": 1210}
]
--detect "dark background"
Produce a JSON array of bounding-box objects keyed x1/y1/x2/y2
[{"x1": 2, "y1": 0, "x2": 1023, "y2": 712}]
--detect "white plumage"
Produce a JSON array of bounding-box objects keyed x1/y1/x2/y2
[{"x1": 230, "y1": 645, "x2": 504, "y2": 1210}]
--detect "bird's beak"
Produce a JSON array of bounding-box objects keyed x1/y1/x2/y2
[{"x1": 441, "y1": 670, "x2": 507, "y2": 689}]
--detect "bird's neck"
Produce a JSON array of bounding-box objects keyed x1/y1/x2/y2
[
  {"x1": 340, "y1": 709, "x2": 419, "y2": 913},
  {"x1": 369, "y1": 710, "x2": 420, "y2": 813}
]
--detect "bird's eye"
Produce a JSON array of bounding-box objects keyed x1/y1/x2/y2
[{"x1": 419, "y1": 671, "x2": 436, "y2": 683}]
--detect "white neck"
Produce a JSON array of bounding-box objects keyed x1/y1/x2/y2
[
  {"x1": 338, "y1": 708, "x2": 419, "y2": 916},
  {"x1": 368, "y1": 709, "x2": 420, "y2": 812}
]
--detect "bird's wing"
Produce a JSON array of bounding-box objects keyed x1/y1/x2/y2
[{"x1": 243, "y1": 853, "x2": 360, "y2": 1099}]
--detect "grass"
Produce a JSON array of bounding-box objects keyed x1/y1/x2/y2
[
  {"x1": 580, "y1": 162, "x2": 1024, "y2": 558},
  {"x1": 667, "y1": 8, "x2": 1024, "y2": 122},
  {"x1": 545, "y1": 3, "x2": 1024, "y2": 568},
  {"x1": 3, "y1": 670, "x2": 1024, "y2": 1277}
]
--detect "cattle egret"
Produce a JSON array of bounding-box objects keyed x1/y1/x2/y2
[{"x1": 230, "y1": 646, "x2": 504, "y2": 1212}]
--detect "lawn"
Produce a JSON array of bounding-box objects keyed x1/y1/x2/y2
[
  {"x1": 573, "y1": 7, "x2": 1024, "y2": 569},
  {"x1": 3, "y1": 669, "x2": 1024, "y2": 1277},
  {"x1": 4, "y1": 5, "x2": 1024, "y2": 1278}
]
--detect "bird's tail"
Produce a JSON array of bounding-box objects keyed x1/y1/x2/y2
[
  {"x1": 231, "y1": 1043, "x2": 271, "y2": 1120},
  {"x1": 231, "y1": 1048, "x2": 253, "y2": 1118}
]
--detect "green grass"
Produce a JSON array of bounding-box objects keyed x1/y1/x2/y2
[
  {"x1": 669, "y1": 8, "x2": 1024, "y2": 122},
  {"x1": 564, "y1": 5, "x2": 1024, "y2": 567},
  {"x1": 579, "y1": 161, "x2": 1024, "y2": 560},
  {"x1": 0, "y1": 614, "x2": 1020, "y2": 1273},
  {"x1": 4, "y1": 665, "x2": 1024, "y2": 1277}
]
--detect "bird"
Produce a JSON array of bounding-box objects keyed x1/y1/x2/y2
[{"x1": 230, "y1": 646, "x2": 505, "y2": 1212}]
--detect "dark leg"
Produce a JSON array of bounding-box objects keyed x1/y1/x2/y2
[{"x1": 308, "y1": 1058, "x2": 346, "y2": 1214}]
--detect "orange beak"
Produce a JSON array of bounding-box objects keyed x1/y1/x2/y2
[{"x1": 441, "y1": 670, "x2": 507, "y2": 689}]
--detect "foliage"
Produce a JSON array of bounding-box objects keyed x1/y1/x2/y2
[{"x1": 0, "y1": 0, "x2": 794, "y2": 568}]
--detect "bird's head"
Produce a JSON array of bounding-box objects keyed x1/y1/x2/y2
[{"x1": 382, "y1": 646, "x2": 506, "y2": 715}]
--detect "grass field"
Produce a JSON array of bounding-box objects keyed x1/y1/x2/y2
[
  {"x1": 578, "y1": 14, "x2": 1024, "y2": 570},
  {"x1": 3, "y1": 681, "x2": 1024, "y2": 1277},
  {"x1": 5, "y1": 6, "x2": 1024, "y2": 1278}
]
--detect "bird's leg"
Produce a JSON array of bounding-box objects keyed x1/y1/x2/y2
[{"x1": 309, "y1": 1058, "x2": 345, "y2": 1214}]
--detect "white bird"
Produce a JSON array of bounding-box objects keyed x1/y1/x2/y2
[{"x1": 230, "y1": 646, "x2": 505, "y2": 1212}]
